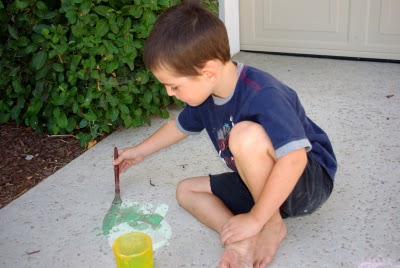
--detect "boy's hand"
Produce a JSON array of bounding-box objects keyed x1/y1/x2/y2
[
  {"x1": 112, "y1": 147, "x2": 145, "y2": 173},
  {"x1": 220, "y1": 213, "x2": 263, "y2": 245}
]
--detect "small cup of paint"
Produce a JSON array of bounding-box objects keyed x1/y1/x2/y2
[{"x1": 112, "y1": 232, "x2": 154, "y2": 268}]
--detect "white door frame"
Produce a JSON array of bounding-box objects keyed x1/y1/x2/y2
[{"x1": 219, "y1": 0, "x2": 241, "y2": 56}]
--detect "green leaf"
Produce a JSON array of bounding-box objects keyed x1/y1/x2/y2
[
  {"x1": 119, "y1": 103, "x2": 129, "y2": 114},
  {"x1": 10, "y1": 106, "x2": 21, "y2": 120},
  {"x1": 8, "y1": 25, "x2": 18, "y2": 39},
  {"x1": 136, "y1": 72, "x2": 149, "y2": 85},
  {"x1": 80, "y1": 0, "x2": 92, "y2": 15},
  {"x1": 52, "y1": 123, "x2": 60, "y2": 135},
  {"x1": 106, "y1": 77, "x2": 119, "y2": 88},
  {"x1": 25, "y1": 44, "x2": 38, "y2": 54},
  {"x1": 53, "y1": 107, "x2": 61, "y2": 118},
  {"x1": 160, "y1": 108, "x2": 169, "y2": 118},
  {"x1": 71, "y1": 23, "x2": 84, "y2": 37},
  {"x1": 109, "y1": 107, "x2": 119, "y2": 121},
  {"x1": 93, "y1": 5, "x2": 113, "y2": 17},
  {"x1": 29, "y1": 115, "x2": 39, "y2": 129},
  {"x1": 15, "y1": 0, "x2": 30, "y2": 9},
  {"x1": 51, "y1": 34, "x2": 59, "y2": 44},
  {"x1": 43, "y1": 11, "x2": 58, "y2": 19},
  {"x1": 66, "y1": 9, "x2": 77, "y2": 24},
  {"x1": 16, "y1": 37, "x2": 29, "y2": 47},
  {"x1": 79, "y1": 119, "x2": 88, "y2": 128},
  {"x1": 0, "y1": 113, "x2": 11, "y2": 124},
  {"x1": 70, "y1": 55, "x2": 82, "y2": 72},
  {"x1": 17, "y1": 96, "x2": 25, "y2": 108},
  {"x1": 83, "y1": 110, "x2": 97, "y2": 121},
  {"x1": 106, "y1": 61, "x2": 118, "y2": 73},
  {"x1": 122, "y1": 114, "x2": 132, "y2": 127},
  {"x1": 53, "y1": 63, "x2": 64, "y2": 72},
  {"x1": 12, "y1": 79, "x2": 23, "y2": 94},
  {"x1": 129, "y1": 5, "x2": 143, "y2": 18},
  {"x1": 72, "y1": 101, "x2": 79, "y2": 114},
  {"x1": 121, "y1": 95, "x2": 133, "y2": 104},
  {"x1": 142, "y1": 10, "x2": 156, "y2": 27},
  {"x1": 31, "y1": 51, "x2": 48, "y2": 70},
  {"x1": 35, "y1": 1, "x2": 47, "y2": 10},
  {"x1": 95, "y1": 19, "x2": 109, "y2": 37},
  {"x1": 66, "y1": 117, "x2": 76, "y2": 132},
  {"x1": 57, "y1": 111, "x2": 68, "y2": 128},
  {"x1": 33, "y1": 24, "x2": 50, "y2": 34},
  {"x1": 134, "y1": 108, "x2": 142, "y2": 116},
  {"x1": 132, "y1": 116, "x2": 143, "y2": 128},
  {"x1": 129, "y1": 84, "x2": 140, "y2": 94},
  {"x1": 27, "y1": 97, "x2": 43, "y2": 115},
  {"x1": 133, "y1": 40, "x2": 143, "y2": 49},
  {"x1": 106, "y1": 94, "x2": 118, "y2": 106},
  {"x1": 158, "y1": 0, "x2": 169, "y2": 6},
  {"x1": 89, "y1": 56, "x2": 96, "y2": 69},
  {"x1": 91, "y1": 70, "x2": 99, "y2": 79},
  {"x1": 77, "y1": 132, "x2": 92, "y2": 148},
  {"x1": 108, "y1": 14, "x2": 119, "y2": 34},
  {"x1": 35, "y1": 65, "x2": 51, "y2": 80},
  {"x1": 143, "y1": 90, "x2": 152, "y2": 103},
  {"x1": 121, "y1": 17, "x2": 131, "y2": 34}
]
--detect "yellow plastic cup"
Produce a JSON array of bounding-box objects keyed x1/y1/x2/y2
[{"x1": 112, "y1": 232, "x2": 154, "y2": 268}]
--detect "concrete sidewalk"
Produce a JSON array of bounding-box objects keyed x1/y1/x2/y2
[{"x1": 1, "y1": 52, "x2": 399, "y2": 268}]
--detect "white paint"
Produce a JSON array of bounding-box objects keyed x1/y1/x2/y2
[
  {"x1": 219, "y1": 0, "x2": 240, "y2": 56},
  {"x1": 107, "y1": 201, "x2": 172, "y2": 251}
]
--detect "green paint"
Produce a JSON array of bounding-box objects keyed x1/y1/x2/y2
[
  {"x1": 101, "y1": 202, "x2": 164, "y2": 236},
  {"x1": 102, "y1": 198, "x2": 122, "y2": 235},
  {"x1": 142, "y1": 214, "x2": 163, "y2": 226}
]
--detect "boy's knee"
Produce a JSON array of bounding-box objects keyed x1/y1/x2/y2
[
  {"x1": 176, "y1": 179, "x2": 189, "y2": 206},
  {"x1": 229, "y1": 121, "x2": 274, "y2": 157}
]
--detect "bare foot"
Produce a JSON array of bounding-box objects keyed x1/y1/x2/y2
[
  {"x1": 218, "y1": 235, "x2": 257, "y2": 268},
  {"x1": 253, "y1": 214, "x2": 287, "y2": 267}
]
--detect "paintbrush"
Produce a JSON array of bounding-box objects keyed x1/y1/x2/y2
[
  {"x1": 113, "y1": 147, "x2": 121, "y2": 201},
  {"x1": 102, "y1": 147, "x2": 122, "y2": 235}
]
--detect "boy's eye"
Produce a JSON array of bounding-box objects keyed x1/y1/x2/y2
[{"x1": 171, "y1": 86, "x2": 178, "y2": 91}]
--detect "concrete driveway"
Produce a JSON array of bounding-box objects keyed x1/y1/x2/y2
[{"x1": 1, "y1": 52, "x2": 399, "y2": 267}]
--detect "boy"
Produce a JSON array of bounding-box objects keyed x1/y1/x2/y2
[{"x1": 113, "y1": 1, "x2": 337, "y2": 267}]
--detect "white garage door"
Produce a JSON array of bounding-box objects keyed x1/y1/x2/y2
[{"x1": 239, "y1": 0, "x2": 400, "y2": 60}]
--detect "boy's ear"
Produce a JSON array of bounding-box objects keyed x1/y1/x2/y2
[{"x1": 201, "y1": 60, "x2": 218, "y2": 81}]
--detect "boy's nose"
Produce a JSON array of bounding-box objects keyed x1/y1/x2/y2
[{"x1": 165, "y1": 86, "x2": 175, "y2": 97}]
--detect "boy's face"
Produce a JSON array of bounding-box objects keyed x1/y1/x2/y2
[{"x1": 152, "y1": 67, "x2": 214, "y2": 107}]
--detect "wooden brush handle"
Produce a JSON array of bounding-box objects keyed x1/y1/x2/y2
[{"x1": 114, "y1": 147, "x2": 120, "y2": 194}]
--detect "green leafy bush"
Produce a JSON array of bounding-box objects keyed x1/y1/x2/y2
[{"x1": 0, "y1": 0, "x2": 218, "y2": 147}]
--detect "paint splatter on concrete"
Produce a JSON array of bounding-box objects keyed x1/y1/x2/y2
[{"x1": 98, "y1": 200, "x2": 171, "y2": 251}]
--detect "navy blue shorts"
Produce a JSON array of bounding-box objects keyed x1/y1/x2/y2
[{"x1": 210, "y1": 153, "x2": 333, "y2": 218}]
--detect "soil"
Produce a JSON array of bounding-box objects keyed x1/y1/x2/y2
[{"x1": 0, "y1": 122, "x2": 86, "y2": 209}]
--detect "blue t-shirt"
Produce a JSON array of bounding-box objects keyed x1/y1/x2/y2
[{"x1": 176, "y1": 63, "x2": 337, "y2": 181}]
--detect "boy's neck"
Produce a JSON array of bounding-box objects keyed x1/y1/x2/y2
[{"x1": 212, "y1": 60, "x2": 238, "y2": 99}]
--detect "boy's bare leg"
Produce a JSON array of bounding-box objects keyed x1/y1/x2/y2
[
  {"x1": 176, "y1": 176, "x2": 256, "y2": 267},
  {"x1": 177, "y1": 121, "x2": 289, "y2": 267},
  {"x1": 176, "y1": 176, "x2": 232, "y2": 231},
  {"x1": 228, "y1": 121, "x2": 288, "y2": 267},
  {"x1": 253, "y1": 211, "x2": 287, "y2": 267}
]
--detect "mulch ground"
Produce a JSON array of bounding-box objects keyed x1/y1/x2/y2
[{"x1": 0, "y1": 122, "x2": 85, "y2": 209}]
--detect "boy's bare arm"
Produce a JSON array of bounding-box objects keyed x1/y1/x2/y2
[
  {"x1": 220, "y1": 148, "x2": 307, "y2": 244},
  {"x1": 113, "y1": 119, "x2": 188, "y2": 172}
]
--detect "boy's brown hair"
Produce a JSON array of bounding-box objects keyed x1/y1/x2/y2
[{"x1": 143, "y1": 0, "x2": 231, "y2": 76}]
